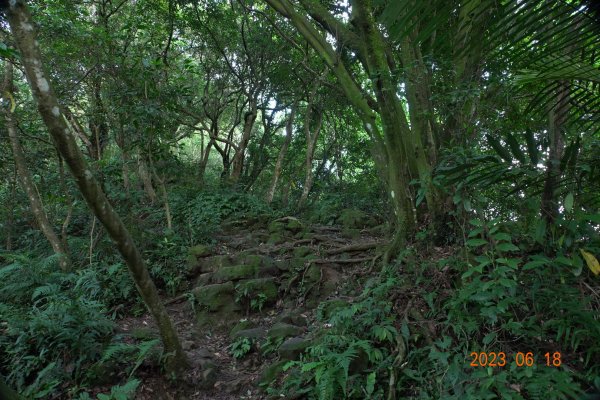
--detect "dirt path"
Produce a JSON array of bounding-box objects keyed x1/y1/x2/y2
[{"x1": 118, "y1": 218, "x2": 385, "y2": 399}]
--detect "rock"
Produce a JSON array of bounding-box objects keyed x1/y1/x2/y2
[
  {"x1": 286, "y1": 218, "x2": 303, "y2": 233},
  {"x1": 236, "y1": 277, "x2": 278, "y2": 305},
  {"x1": 276, "y1": 311, "x2": 309, "y2": 327},
  {"x1": 230, "y1": 319, "x2": 255, "y2": 339},
  {"x1": 189, "y1": 244, "x2": 212, "y2": 258},
  {"x1": 211, "y1": 264, "x2": 260, "y2": 283},
  {"x1": 292, "y1": 246, "x2": 312, "y2": 258},
  {"x1": 268, "y1": 220, "x2": 286, "y2": 234},
  {"x1": 278, "y1": 337, "x2": 311, "y2": 360},
  {"x1": 193, "y1": 281, "x2": 240, "y2": 312},
  {"x1": 337, "y1": 208, "x2": 370, "y2": 229},
  {"x1": 259, "y1": 360, "x2": 288, "y2": 386},
  {"x1": 196, "y1": 272, "x2": 212, "y2": 286},
  {"x1": 199, "y1": 358, "x2": 218, "y2": 389},
  {"x1": 233, "y1": 327, "x2": 267, "y2": 340},
  {"x1": 274, "y1": 259, "x2": 292, "y2": 272},
  {"x1": 268, "y1": 322, "x2": 303, "y2": 339}
]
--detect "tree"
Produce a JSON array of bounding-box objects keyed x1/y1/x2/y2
[
  {"x1": 2, "y1": 0, "x2": 188, "y2": 375},
  {"x1": 3, "y1": 61, "x2": 71, "y2": 271}
]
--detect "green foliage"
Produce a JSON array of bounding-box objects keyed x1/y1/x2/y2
[
  {"x1": 0, "y1": 254, "x2": 115, "y2": 397},
  {"x1": 230, "y1": 337, "x2": 253, "y2": 359},
  {"x1": 273, "y1": 273, "x2": 399, "y2": 399},
  {"x1": 173, "y1": 189, "x2": 274, "y2": 243}
]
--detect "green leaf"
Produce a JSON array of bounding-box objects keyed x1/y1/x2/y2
[
  {"x1": 366, "y1": 372, "x2": 376, "y2": 396},
  {"x1": 496, "y1": 243, "x2": 519, "y2": 252},
  {"x1": 467, "y1": 238, "x2": 488, "y2": 247},
  {"x1": 564, "y1": 192, "x2": 574, "y2": 212}
]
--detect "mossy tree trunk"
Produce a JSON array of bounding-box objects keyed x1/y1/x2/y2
[
  {"x1": 267, "y1": 102, "x2": 297, "y2": 204},
  {"x1": 3, "y1": 61, "x2": 71, "y2": 271},
  {"x1": 3, "y1": 0, "x2": 188, "y2": 375}
]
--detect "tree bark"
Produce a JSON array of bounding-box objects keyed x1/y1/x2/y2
[
  {"x1": 4, "y1": 61, "x2": 71, "y2": 271},
  {"x1": 230, "y1": 96, "x2": 258, "y2": 184},
  {"x1": 138, "y1": 154, "x2": 158, "y2": 203},
  {"x1": 266, "y1": 102, "x2": 297, "y2": 204},
  {"x1": 298, "y1": 93, "x2": 324, "y2": 208},
  {"x1": 541, "y1": 82, "x2": 569, "y2": 225},
  {"x1": 3, "y1": 0, "x2": 188, "y2": 374}
]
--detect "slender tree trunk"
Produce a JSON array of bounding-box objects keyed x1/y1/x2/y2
[
  {"x1": 230, "y1": 96, "x2": 258, "y2": 184},
  {"x1": 5, "y1": 169, "x2": 17, "y2": 250},
  {"x1": 199, "y1": 136, "x2": 215, "y2": 184},
  {"x1": 151, "y1": 159, "x2": 173, "y2": 231},
  {"x1": 4, "y1": 62, "x2": 71, "y2": 271},
  {"x1": 267, "y1": 103, "x2": 297, "y2": 204},
  {"x1": 541, "y1": 82, "x2": 569, "y2": 225},
  {"x1": 115, "y1": 125, "x2": 131, "y2": 194},
  {"x1": 298, "y1": 106, "x2": 323, "y2": 208},
  {"x1": 138, "y1": 154, "x2": 158, "y2": 203},
  {"x1": 4, "y1": 0, "x2": 188, "y2": 374}
]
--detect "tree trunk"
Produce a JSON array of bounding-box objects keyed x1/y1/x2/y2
[
  {"x1": 541, "y1": 82, "x2": 569, "y2": 225},
  {"x1": 230, "y1": 96, "x2": 258, "y2": 184},
  {"x1": 4, "y1": 61, "x2": 71, "y2": 271},
  {"x1": 4, "y1": 0, "x2": 188, "y2": 375},
  {"x1": 266, "y1": 103, "x2": 297, "y2": 204},
  {"x1": 151, "y1": 159, "x2": 173, "y2": 231},
  {"x1": 263, "y1": 0, "x2": 415, "y2": 250},
  {"x1": 298, "y1": 105, "x2": 323, "y2": 208},
  {"x1": 5, "y1": 169, "x2": 17, "y2": 250},
  {"x1": 138, "y1": 154, "x2": 158, "y2": 203},
  {"x1": 199, "y1": 135, "x2": 215, "y2": 184}
]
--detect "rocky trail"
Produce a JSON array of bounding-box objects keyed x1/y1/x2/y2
[{"x1": 112, "y1": 213, "x2": 386, "y2": 399}]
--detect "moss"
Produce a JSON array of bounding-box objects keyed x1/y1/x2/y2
[
  {"x1": 211, "y1": 264, "x2": 260, "y2": 282},
  {"x1": 237, "y1": 277, "x2": 278, "y2": 303},
  {"x1": 188, "y1": 244, "x2": 212, "y2": 258},
  {"x1": 193, "y1": 281, "x2": 236, "y2": 311},
  {"x1": 293, "y1": 246, "x2": 312, "y2": 258},
  {"x1": 268, "y1": 322, "x2": 303, "y2": 339}
]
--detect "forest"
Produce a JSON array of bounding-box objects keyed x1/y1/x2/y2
[{"x1": 0, "y1": 0, "x2": 599, "y2": 399}]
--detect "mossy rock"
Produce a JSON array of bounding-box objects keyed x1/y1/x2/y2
[
  {"x1": 193, "y1": 281, "x2": 238, "y2": 312},
  {"x1": 268, "y1": 220, "x2": 286, "y2": 234},
  {"x1": 276, "y1": 311, "x2": 309, "y2": 327},
  {"x1": 232, "y1": 327, "x2": 267, "y2": 340},
  {"x1": 259, "y1": 360, "x2": 288, "y2": 386},
  {"x1": 196, "y1": 255, "x2": 232, "y2": 274},
  {"x1": 337, "y1": 208, "x2": 369, "y2": 229},
  {"x1": 292, "y1": 246, "x2": 312, "y2": 258},
  {"x1": 285, "y1": 218, "x2": 303, "y2": 233},
  {"x1": 211, "y1": 264, "x2": 260, "y2": 283},
  {"x1": 235, "y1": 253, "x2": 275, "y2": 269},
  {"x1": 236, "y1": 277, "x2": 278, "y2": 304},
  {"x1": 278, "y1": 337, "x2": 311, "y2": 360},
  {"x1": 229, "y1": 319, "x2": 256, "y2": 339},
  {"x1": 274, "y1": 259, "x2": 292, "y2": 272},
  {"x1": 268, "y1": 322, "x2": 303, "y2": 339},
  {"x1": 196, "y1": 272, "x2": 212, "y2": 286},
  {"x1": 189, "y1": 244, "x2": 212, "y2": 258}
]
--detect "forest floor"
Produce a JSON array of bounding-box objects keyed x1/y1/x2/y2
[{"x1": 102, "y1": 218, "x2": 386, "y2": 399}]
